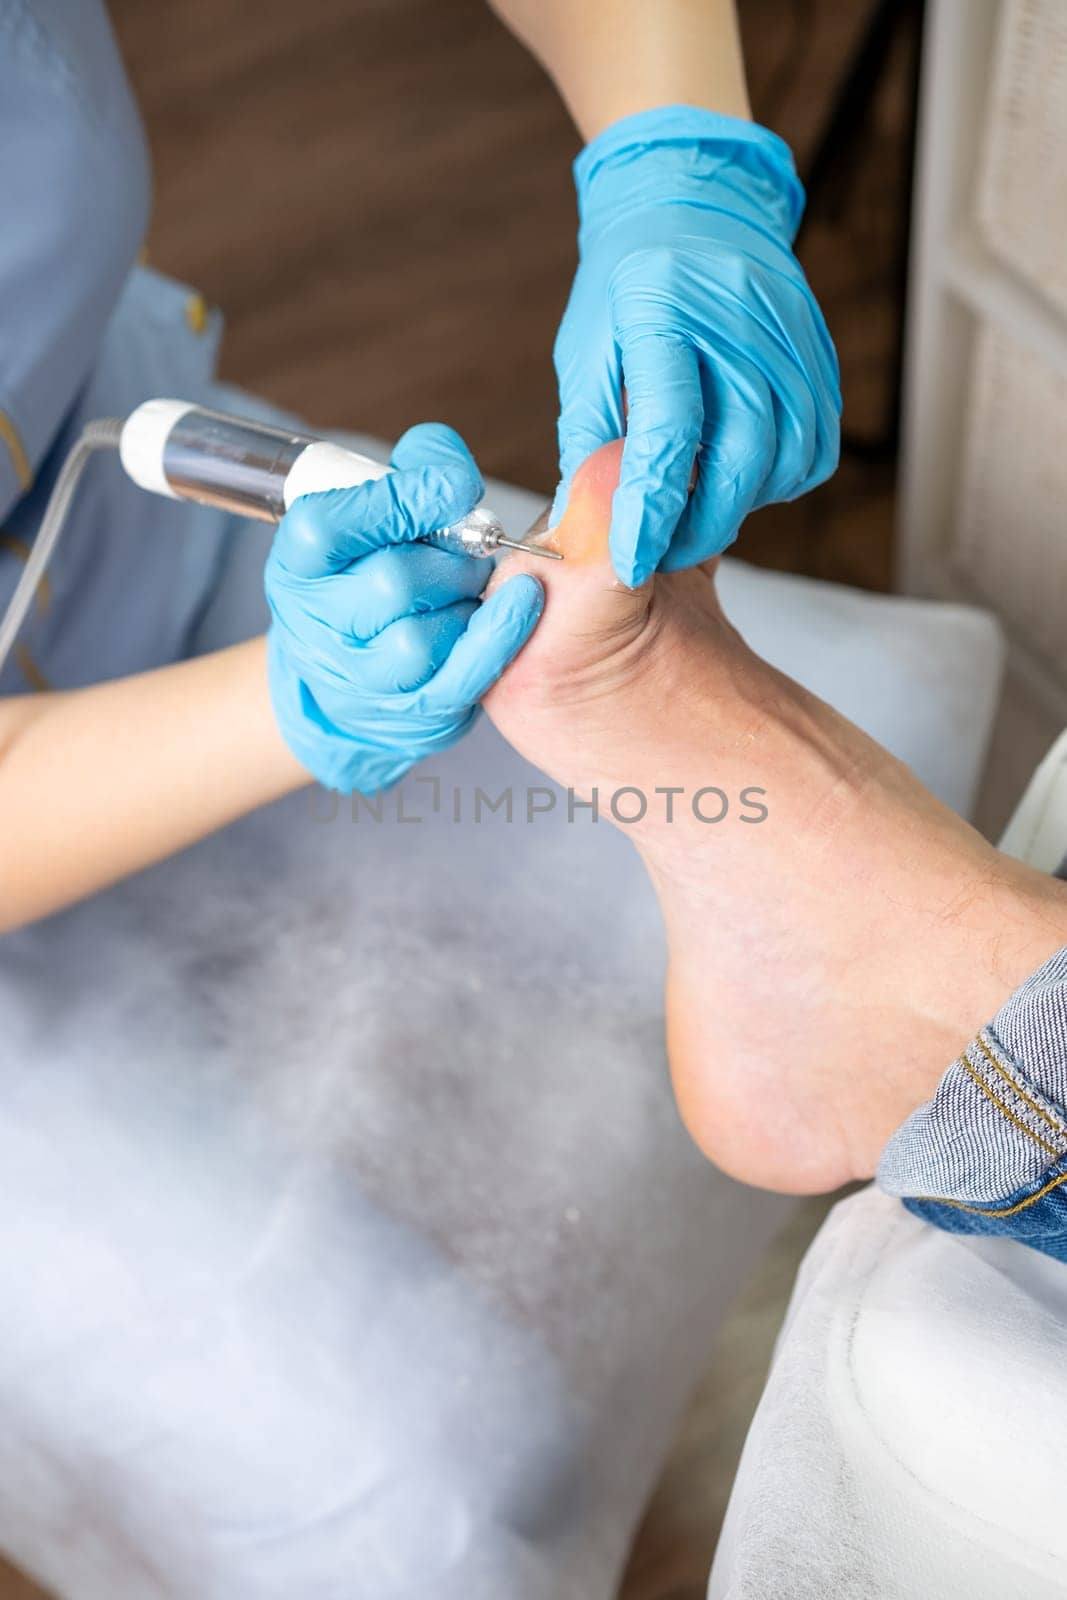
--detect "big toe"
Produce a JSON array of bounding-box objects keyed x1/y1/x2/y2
[{"x1": 487, "y1": 440, "x2": 650, "y2": 685}]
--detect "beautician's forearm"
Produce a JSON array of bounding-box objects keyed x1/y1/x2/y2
[
  {"x1": 0, "y1": 637, "x2": 310, "y2": 934},
  {"x1": 486, "y1": 0, "x2": 751, "y2": 139}
]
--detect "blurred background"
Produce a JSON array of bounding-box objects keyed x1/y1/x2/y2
[
  {"x1": 114, "y1": 0, "x2": 920, "y2": 588},
  {"x1": 0, "y1": 1, "x2": 924, "y2": 1596}
]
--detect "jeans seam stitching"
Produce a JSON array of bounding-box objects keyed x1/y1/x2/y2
[
  {"x1": 976, "y1": 1031, "x2": 1067, "y2": 1139},
  {"x1": 959, "y1": 1055, "x2": 1060, "y2": 1157},
  {"x1": 912, "y1": 1163, "x2": 1067, "y2": 1217}
]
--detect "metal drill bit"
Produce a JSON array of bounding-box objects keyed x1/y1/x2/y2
[{"x1": 495, "y1": 535, "x2": 563, "y2": 560}]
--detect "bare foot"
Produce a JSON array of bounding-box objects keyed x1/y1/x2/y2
[{"x1": 484, "y1": 443, "x2": 1067, "y2": 1192}]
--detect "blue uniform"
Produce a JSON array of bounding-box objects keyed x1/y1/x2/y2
[
  {"x1": 0, "y1": 0, "x2": 268, "y2": 696},
  {"x1": 0, "y1": 0, "x2": 545, "y2": 790}
]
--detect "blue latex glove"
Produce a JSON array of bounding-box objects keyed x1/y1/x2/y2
[
  {"x1": 554, "y1": 106, "x2": 841, "y2": 586},
  {"x1": 265, "y1": 423, "x2": 544, "y2": 793}
]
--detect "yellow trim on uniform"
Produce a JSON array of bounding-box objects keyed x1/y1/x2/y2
[
  {"x1": 1, "y1": 534, "x2": 51, "y2": 690},
  {"x1": 0, "y1": 534, "x2": 51, "y2": 613},
  {"x1": 0, "y1": 410, "x2": 32, "y2": 491},
  {"x1": 14, "y1": 644, "x2": 49, "y2": 692},
  {"x1": 185, "y1": 293, "x2": 210, "y2": 336}
]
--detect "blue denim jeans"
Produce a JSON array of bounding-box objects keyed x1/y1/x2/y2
[{"x1": 879, "y1": 944, "x2": 1067, "y2": 1262}]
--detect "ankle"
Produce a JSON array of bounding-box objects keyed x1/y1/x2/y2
[
  {"x1": 942, "y1": 856, "x2": 1067, "y2": 1046},
  {"x1": 631, "y1": 669, "x2": 872, "y2": 901}
]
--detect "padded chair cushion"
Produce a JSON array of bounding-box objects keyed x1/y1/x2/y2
[{"x1": 0, "y1": 422, "x2": 1003, "y2": 1599}]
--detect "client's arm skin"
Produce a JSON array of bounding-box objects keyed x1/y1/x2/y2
[
  {"x1": 0, "y1": 639, "x2": 309, "y2": 935},
  {"x1": 483, "y1": 445, "x2": 1067, "y2": 1193},
  {"x1": 488, "y1": 0, "x2": 751, "y2": 137}
]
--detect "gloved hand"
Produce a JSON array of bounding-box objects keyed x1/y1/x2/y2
[
  {"x1": 265, "y1": 422, "x2": 544, "y2": 793},
  {"x1": 553, "y1": 106, "x2": 841, "y2": 587}
]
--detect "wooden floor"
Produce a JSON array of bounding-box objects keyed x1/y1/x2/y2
[{"x1": 2, "y1": 1, "x2": 914, "y2": 1594}]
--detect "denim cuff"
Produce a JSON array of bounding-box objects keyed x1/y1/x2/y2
[{"x1": 878, "y1": 945, "x2": 1067, "y2": 1260}]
